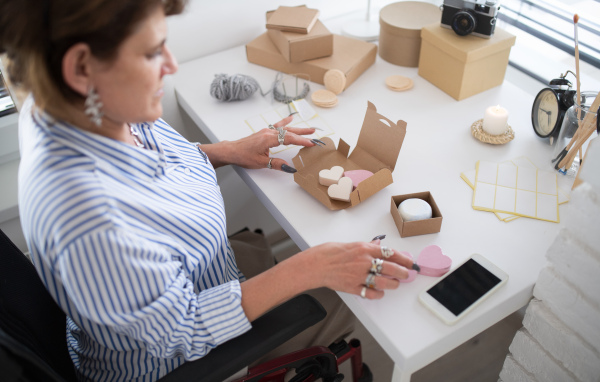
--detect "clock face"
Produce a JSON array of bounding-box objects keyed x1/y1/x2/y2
[{"x1": 532, "y1": 89, "x2": 560, "y2": 137}]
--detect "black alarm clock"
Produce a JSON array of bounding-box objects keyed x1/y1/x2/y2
[{"x1": 531, "y1": 75, "x2": 576, "y2": 140}]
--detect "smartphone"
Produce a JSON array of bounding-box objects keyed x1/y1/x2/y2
[{"x1": 419, "y1": 254, "x2": 508, "y2": 325}]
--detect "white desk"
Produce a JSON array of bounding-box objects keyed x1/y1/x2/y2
[{"x1": 173, "y1": 43, "x2": 567, "y2": 381}]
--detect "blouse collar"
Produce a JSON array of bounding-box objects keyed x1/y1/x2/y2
[{"x1": 32, "y1": 109, "x2": 168, "y2": 181}]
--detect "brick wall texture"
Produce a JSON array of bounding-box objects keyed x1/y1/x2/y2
[{"x1": 499, "y1": 138, "x2": 600, "y2": 382}]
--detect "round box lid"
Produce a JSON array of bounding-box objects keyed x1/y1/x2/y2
[{"x1": 380, "y1": 1, "x2": 441, "y2": 37}]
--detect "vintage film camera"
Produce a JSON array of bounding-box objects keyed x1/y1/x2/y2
[{"x1": 441, "y1": 0, "x2": 500, "y2": 38}]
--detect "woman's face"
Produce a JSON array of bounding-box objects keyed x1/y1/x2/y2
[{"x1": 91, "y1": 6, "x2": 177, "y2": 124}]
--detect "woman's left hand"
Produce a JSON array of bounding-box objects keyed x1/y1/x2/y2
[{"x1": 201, "y1": 115, "x2": 318, "y2": 172}]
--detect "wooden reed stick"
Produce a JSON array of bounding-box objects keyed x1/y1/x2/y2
[
  {"x1": 558, "y1": 14, "x2": 589, "y2": 170},
  {"x1": 574, "y1": 15, "x2": 582, "y2": 124},
  {"x1": 569, "y1": 14, "x2": 583, "y2": 163}
]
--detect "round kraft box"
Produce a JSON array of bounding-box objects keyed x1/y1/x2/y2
[{"x1": 379, "y1": 1, "x2": 441, "y2": 67}]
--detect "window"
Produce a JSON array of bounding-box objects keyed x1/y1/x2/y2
[
  {"x1": 497, "y1": 0, "x2": 600, "y2": 88},
  {"x1": 0, "y1": 68, "x2": 17, "y2": 118}
]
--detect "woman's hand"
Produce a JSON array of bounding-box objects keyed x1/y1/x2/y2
[
  {"x1": 240, "y1": 241, "x2": 416, "y2": 321},
  {"x1": 298, "y1": 242, "x2": 415, "y2": 299},
  {"x1": 201, "y1": 115, "x2": 319, "y2": 171}
]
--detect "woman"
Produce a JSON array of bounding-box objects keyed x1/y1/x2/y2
[{"x1": 1, "y1": 0, "x2": 414, "y2": 381}]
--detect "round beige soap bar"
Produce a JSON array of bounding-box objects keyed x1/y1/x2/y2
[
  {"x1": 398, "y1": 198, "x2": 432, "y2": 221},
  {"x1": 385, "y1": 75, "x2": 414, "y2": 92},
  {"x1": 323, "y1": 69, "x2": 347, "y2": 95},
  {"x1": 311, "y1": 89, "x2": 338, "y2": 108}
]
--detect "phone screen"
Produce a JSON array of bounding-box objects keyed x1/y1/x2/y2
[{"x1": 426, "y1": 258, "x2": 502, "y2": 316}]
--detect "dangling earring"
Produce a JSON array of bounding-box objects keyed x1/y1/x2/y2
[{"x1": 84, "y1": 86, "x2": 104, "y2": 127}]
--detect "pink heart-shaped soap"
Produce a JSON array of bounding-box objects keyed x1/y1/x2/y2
[
  {"x1": 416, "y1": 245, "x2": 451, "y2": 277},
  {"x1": 398, "y1": 251, "x2": 418, "y2": 283},
  {"x1": 343, "y1": 170, "x2": 374, "y2": 189}
]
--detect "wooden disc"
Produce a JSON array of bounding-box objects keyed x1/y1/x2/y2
[
  {"x1": 323, "y1": 69, "x2": 347, "y2": 95},
  {"x1": 311, "y1": 89, "x2": 338, "y2": 108},
  {"x1": 385, "y1": 75, "x2": 413, "y2": 92},
  {"x1": 317, "y1": 98, "x2": 338, "y2": 108}
]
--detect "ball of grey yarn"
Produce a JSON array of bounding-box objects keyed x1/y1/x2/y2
[{"x1": 210, "y1": 74, "x2": 260, "y2": 102}]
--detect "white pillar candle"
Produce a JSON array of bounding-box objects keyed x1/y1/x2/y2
[{"x1": 482, "y1": 105, "x2": 509, "y2": 135}]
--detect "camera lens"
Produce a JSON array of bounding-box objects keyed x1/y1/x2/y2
[{"x1": 452, "y1": 10, "x2": 477, "y2": 36}]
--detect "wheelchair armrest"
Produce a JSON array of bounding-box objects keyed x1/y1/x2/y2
[{"x1": 158, "y1": 293, "x2": 326, "y2": 382}]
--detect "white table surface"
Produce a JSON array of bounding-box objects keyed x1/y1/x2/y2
[{"x1": 173, "y1": 43, "x2": 569, "y2": 379}]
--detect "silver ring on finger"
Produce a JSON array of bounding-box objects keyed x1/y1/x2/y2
[
  {"x1": 370, "y1": 258, "x2": 384, "y2": 274},
  {"x1": 381, "y1": 246, "x2": 393, "y2": 259},
  {"x1": 268, "y1": 124, "x2": 276, "y2": 130},
  {"x1": 267, "y1": 158, "x2": 273, "y2": 169},
  {"x1": 365, "y1": 273, "x2": 377, "y2": 289},
  {"x1": 277, "y1": 128, "x2": 286, "y2": 145},
  {"x1": 360, "y1": 286, "x2": 367, "y2": 299}
]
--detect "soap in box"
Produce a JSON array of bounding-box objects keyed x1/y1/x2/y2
[
  {"x1": 391, "y1": 192, "x2": 443, "y2": 237},
  {"x1": 293, "y1": 101, "x2": 407, "y2": 210}
]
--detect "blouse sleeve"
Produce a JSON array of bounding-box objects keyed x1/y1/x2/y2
[{"x1": 58, "y1": 227, "x2": 252, "y2": 360}]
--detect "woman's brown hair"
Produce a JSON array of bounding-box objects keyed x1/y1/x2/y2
[{"x1": 0, "y1": 0, "x2": 186, "y2": 113}]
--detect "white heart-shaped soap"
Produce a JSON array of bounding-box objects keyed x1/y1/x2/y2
[
  {"x1": 319, "y1": 166, "x2": 344, "y2": 186},
  {"x1": 327, "y1": 177, "x2": 353, "y2": 202}
]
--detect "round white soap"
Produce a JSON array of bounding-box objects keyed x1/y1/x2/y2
[{"x1": 398, "y1": 198, "x2": 432, "y2": 222}]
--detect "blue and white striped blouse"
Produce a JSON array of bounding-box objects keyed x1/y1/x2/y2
[{"x1": 18, "y1": 108, "x2": 251, "y2": 381}]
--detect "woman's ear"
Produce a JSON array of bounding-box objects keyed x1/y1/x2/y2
[{"x1": 62, "y1": 43, "x2": 93, "y2": 97}]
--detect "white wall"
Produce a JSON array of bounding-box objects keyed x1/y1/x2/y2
[{"x1": 499, "y1": 137, "x2": 600, "y2": 382}]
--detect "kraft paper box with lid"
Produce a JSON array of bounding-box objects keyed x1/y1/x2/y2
[
  {"x1": 390, "y1": 192, "x2": 443, "y2": 237},
  {"x1": 418, "y1": 25, "x2": 516, "y2": 100},
  {"x1": 246, "y1": 33, "x2": 376, "y2": 91},
  {"x1": 292, "y1": 102, "x2": 407, "y2": 211},
  {"x1": 266, "y1": 8, "x2": 333, "y2": 63},
  {"x1": 266, "y1": 5, "x2": 319, "y2": 34}
]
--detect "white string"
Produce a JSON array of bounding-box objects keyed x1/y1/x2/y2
[{"x1": 270, "y1": 73, "x2": 310, "y2": 104}]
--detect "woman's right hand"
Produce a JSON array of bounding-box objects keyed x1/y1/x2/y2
[
  {"x1": 240, "y1": 241, "x2": 415, "y2": 321},
  {"x1": 298, "y1": 241, "x2": 415, "y2": 299},
  {"x1": 200, "y1": 115, "x2": 318, "y2": 170}
]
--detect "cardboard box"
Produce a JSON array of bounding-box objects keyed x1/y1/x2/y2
[
  {"x1": 379, "y1": 1, "x2": 441, "y2": 67},
  {"x1": 292, "y1": 102, "x2": 407, "y2": 210},
  {"x1": 267, "y1": 19, "x2": 333, "y2": 63},
  {"x1": 266, "y1": 5, "x2": 319, "y2": 34},
  {"x1": 390, "y1": 192, "x2": 443, "y2": 237},
  {"x1": 246, "y1": 33, "x2": 377, "y2": 91},
  {"x1": 418, "y1": 25, "x2": 516, "y2": 100}
]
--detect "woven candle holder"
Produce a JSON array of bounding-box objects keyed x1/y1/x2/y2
[{"x1": 471, "y1": 119, "x2": 514, "y2": 144}]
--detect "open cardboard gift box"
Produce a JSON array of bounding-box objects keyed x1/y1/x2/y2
[{"x1": 292, "y1": 102, "x2": 407, "y2": 210}]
